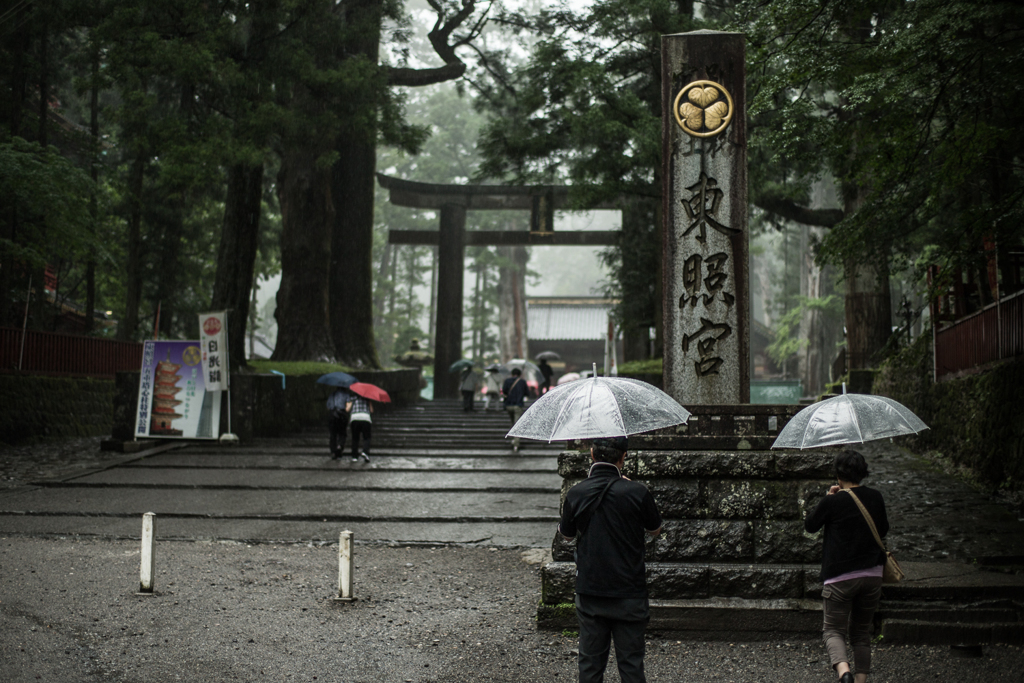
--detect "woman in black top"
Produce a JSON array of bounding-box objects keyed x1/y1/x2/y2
[{"x1": 805, "y1": 449, "x2": 888, "y2": 683}]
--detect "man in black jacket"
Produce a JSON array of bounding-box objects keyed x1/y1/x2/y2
[{"x1": 558, "y1": 437, "x2": 662, "y2": 683}]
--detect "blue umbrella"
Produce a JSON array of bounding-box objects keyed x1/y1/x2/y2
[
  {"x1": 449, "y1": 359, "x2": 475, "y2": 373},
  {"x1": 316, "y1": 371, "x2": 358, "y2": 388}
]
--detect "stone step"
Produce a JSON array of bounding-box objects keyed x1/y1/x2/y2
[
  {"x1": 880, "y1": 618, "x2": 1024, "y2": 645},
  {"x1": 878, "y1": 600, "x2": 1022, "y2": 624},
  {"x1": 121, "y1": 452, "x2": 558, "y2": 472},
  {"x1": 541, "y1": 561, "x2": 1024, "y2": 605},
  {"x1": 539, "y1": 598, "x2": 1024, "y2": 643},
  {"x1": 53, "y1": 467, "x2": 560, "y2": 492},
  {"x1": 538, "y1": 598, "x2": 823, "y2": 639},
  {"x1": 0, "y1": 487, "x2": 560, "y2": 521}
]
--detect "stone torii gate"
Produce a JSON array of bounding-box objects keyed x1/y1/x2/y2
[{"x1": 377, "y1": 173, "x2": 619, "y2": 399}]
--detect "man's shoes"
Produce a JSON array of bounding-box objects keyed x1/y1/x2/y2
[
  {"x1": 360, "y1": 451, "x2": 370, "y2": 463},
  {"x1": 839, "y1": 672, "x2": 854, "y2": 683}
]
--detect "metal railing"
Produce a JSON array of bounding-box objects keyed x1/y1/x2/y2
[
  {"x1": 934, "y1": 289, "x2": 1024, "y2": 379},
  {"x1": 0, "y1": 326, "x2": 143, "y2": 377}
]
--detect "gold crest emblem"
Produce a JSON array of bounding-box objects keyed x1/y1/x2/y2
[
  {"x1": 182, "y1": 345, "x2": 202, "y2": 366},
  {"x1": 673, "y1": 80, "x2": 734, "y2": 138}
]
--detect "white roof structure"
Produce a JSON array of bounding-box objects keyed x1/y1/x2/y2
[{"x1": 526, "y1": 297, "x2": 617, "y2": 341}]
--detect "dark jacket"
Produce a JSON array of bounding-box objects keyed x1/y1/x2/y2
[
  {"x1": 501, "y1": 376, "x2": 527, "y2": 407},
  {"x1": 805, "y1": 485, "x2": 889, "y2": 582},
  {"x1": 558, "y1": 463, "x2": 662, "y2": 598}
]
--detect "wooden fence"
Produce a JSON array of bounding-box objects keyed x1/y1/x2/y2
[
  {"x1": 0, "y1": 327, "x2": 143, "y2": 377},
  {"x1": 934, "y1": 289, "x2": 1024, "y2": 379}
]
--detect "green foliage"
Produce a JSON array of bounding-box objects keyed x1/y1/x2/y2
[
  {"x1": 737, "y1": 0, "x2": 1024, "y2": 274},
  {"x1": 617, "y1": 358, "x2": 663, "y2": 375},
  {"x1": 875, "y1": 337, "x2": 1024, "y2": 490},
  {"x1": 765, "y1": 294, "x2": 843, "y2": 367},
  {"x1": 0, "y1": 138, "x2": 97, "y2": 269},
  {"x1": 248, "y1": 360, "x2": 356, "y2": 376}
]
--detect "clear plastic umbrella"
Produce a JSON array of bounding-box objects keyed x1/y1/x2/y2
[
  {"x1": 507, "y1": 375, "x2": 691, "y2": 442},
  {"x1": 771, "y1": 390, "x2": 928, "y2": 450},
  {"x1": 506, "y1": 358, "x2": 542, "y2": 382}
]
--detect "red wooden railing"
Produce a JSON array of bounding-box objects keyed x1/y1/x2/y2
[
  {"x1": 934, "y1": 289, "x2": 1024, "y2": 379},
  {"x1": 0, "y1": 327, "x2": 143, "y2": 377}
]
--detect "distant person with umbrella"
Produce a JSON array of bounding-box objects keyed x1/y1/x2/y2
[
  {"x1": 482, "y1": 364, "x2": 504, "y2": 411},
  {"x1": 459, "y1": 366, "x2": 481, "y2": 412},
  {"x1": 317, "y1": 371, "x2": 358, "y2": 460},
  {"x1": 501, "y1": 368, "x2": 528, "y2": 452},
  {"x1": 537, "y1": 358, "x2": 554, "y2": 394},
  {"x1": 345, "y1": 382, "x2": 390, "y2": 463},
  {"x1": 558, "y1": 436, "x2": 662, "y2": 683},
  {"x1": 326, "y1": 388, "x2": 351, "y2": 459}
]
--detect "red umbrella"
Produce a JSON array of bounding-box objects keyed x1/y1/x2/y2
[{"x1": 348, "y1": 382, "x2": 391, "y2": 403}]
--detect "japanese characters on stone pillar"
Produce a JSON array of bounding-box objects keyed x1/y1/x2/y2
[{"x1": 662, "y1": 31, "x2": 750, "y2": 405}]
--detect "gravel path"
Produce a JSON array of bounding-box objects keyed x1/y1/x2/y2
[{"x1": 1, "y1": 537, "x2": 1021, "y2": 683}]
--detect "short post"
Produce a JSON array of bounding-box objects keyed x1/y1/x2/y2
[
  {"x1": 335, "y1": 530, "x2": 355, "y2": 602},
  {"x1": 139, "y1": 512, "x2": 156, "y2": 594}
]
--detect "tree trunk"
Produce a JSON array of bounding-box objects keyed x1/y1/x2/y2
[
  {"x1": 211, "y1": 162, "x2": 264, "y2": 368},
  {"x1": 329, "y1": 129, "x2": 380, "y2": 367},
  {"x1": 372, "y1": 241, "x2": 392, "y2": 330},
  {"x1": 497, "y1": 243, "x2": 528, "y2": 360},
  {"x1": 844, "y1": 260, "x2": 892, "y2": 370},
  {"x1": 271, "y1": 150, "x2": 336, "y2": 361},
  {"x1": 153, "y1": 198, "x2": 184, "y2": 337},
  {"x1": 117, "y1": 151, "x2": 146, "y2": 341},
  {"x1": 84, "y1": 42, "x2": 100, "y2": 335},
  {"x1": 841, "y1": 189, "x2": 893, "y2": 371}
]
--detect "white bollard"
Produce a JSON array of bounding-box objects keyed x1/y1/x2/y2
[
  {"x1": 139, "y1": 512, "x2": 156, "y2": 594},
  {"x1": 335, "y1": 530, "x2": 355, "y2": 602}
]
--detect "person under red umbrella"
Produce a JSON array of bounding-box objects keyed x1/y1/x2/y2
[{"x1": 345, "y1": 383, "x2": 389, "y2": 463}]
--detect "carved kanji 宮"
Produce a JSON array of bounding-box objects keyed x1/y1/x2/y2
[{"x1": 682, "y1": 317, "x2": 733, "y2": 376}]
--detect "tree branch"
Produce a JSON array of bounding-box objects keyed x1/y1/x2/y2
[{"x1": 385, "y1": 0, "x2": 486, "y2": 87}]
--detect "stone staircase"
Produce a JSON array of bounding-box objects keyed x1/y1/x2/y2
[{"x1": 537, "y1": 404, "x2": 1024, "y2": 644}]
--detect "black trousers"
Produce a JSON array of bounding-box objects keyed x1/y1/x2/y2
[
  {"x1": 575, "y1": 593, "x2": 649, "y2": 683},
  {"x1": 350, "y1": 420, "x2": 371, "y2": 456},
  {"x1": 461, "y1": 390, "x2": 475, "y2": 411},
  {"x1": 328, "y1": 414, "x2": 349, "y2": 455}
]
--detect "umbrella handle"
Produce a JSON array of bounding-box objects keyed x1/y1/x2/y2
[{"x1": 593, "y1": 362, "x2": 598, "y2": 377}]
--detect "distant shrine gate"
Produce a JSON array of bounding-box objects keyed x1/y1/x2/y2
[{"x1": 377, "y1": 174, "x2": 619, "y2": 399}]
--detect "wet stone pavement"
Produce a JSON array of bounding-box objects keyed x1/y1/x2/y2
[
  {"x1": 0, "y1": 436, "x2": 126, "y2": 491},
  {"x1": 859, "y1": 440, "x2": 1024, "y2": 565}
]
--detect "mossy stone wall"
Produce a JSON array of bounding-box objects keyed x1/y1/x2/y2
[
  {"x1": 0, "y1": 374, "x2": 115, "y2": 444},
  {"x1": 873, "y1": 334, "x2": 1024, "y2": 488}
]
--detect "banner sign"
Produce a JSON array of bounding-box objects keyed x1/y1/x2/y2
[
  {"x1": 199, "y1": 311, "x2": 228, "y2": 391},
  {"x1": 134, "y1": 340, "x2": 222, "y2": 439}
]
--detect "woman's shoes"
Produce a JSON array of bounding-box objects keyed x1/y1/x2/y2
[{"x1": 839, "y1": 672, "x2": 854, "y2": 683}]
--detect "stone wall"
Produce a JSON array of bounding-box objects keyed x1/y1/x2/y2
[
  {"x1": 874, "y1": 335, "x2": 1024, "y2": 488},
  {"x1": 539, "y1": 404, "x2": 835, "y2": 630},
  {"x1": 0, "y1": 374, "x2": 115, "y2": 444}
]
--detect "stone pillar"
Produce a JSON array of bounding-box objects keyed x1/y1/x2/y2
[
  {"x1": 433, "y1": 203, "x2": 466, "y2": 399},
  {"x1": 662, "y1": 31, "x2": 750, "y2": 405}
]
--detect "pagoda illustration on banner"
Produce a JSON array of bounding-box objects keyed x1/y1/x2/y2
[{"x1": 151, "y1": 350, "x2": 184, "y2": 436}]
